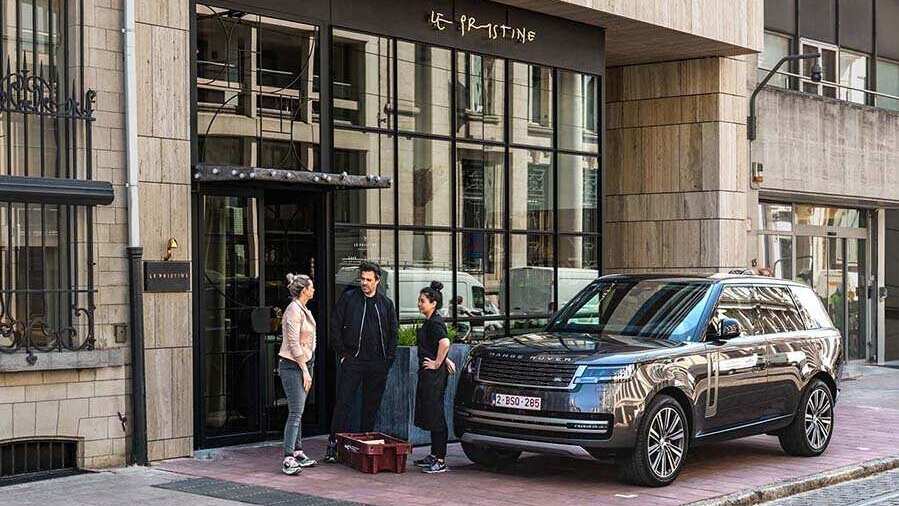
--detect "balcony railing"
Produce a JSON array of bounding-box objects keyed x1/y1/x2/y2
[{"x1": 759, "y1": 66, "x2": 899, "y2": 110}]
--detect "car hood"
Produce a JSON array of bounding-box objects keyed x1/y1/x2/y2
[{"x1": 473, "y1": 331, "x2": 689, "y2": 365}]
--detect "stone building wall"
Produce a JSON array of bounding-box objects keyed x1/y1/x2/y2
[
  {"x1": 1, "y1": 0, "x2": 193, "y2": 468},
  {"x1": 604, "y1": 56, "x2": 751, "y2": 273}
]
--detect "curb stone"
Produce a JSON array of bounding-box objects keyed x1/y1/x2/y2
[{"x1": 686, "y1": 455, "x2": 899, "y2": 506}]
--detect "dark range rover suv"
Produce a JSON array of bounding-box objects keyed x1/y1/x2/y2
[{"x1": 454, "y1": 274, "x2": 842, "y2": 486}]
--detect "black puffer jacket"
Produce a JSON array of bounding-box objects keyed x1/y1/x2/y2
[{"x1": 330, "y1": 287, "x2": 398, "y2": 363}]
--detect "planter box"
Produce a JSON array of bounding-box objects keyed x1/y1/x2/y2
[{"x1": 344, "y1": 344, "x2": 471, "y2": 446}]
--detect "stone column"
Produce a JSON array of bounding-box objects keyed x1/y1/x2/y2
[
  {"x1": 135, "y1": 0, "x2": 193, "y2": 461},
  {"x1": 604, "y1": 57, "x2": 750, "y2": 273}
]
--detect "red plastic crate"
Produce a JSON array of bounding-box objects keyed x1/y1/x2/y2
[{"x1": 336, "y1": 432, "x2": 411, "y2": 474}]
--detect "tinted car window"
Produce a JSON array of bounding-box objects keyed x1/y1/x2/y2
[
  {"x1": 790, "y1": 285, "x2": 835, "y2": 329},
  {"x1": 756, "y1": 285, "x2": 804, "y2": 334},
  {"x1": 549, "y1": 279, "x2": 713, "y2": 341},
  {"x1": 708, "y1": 285, "x2": 759, "y2": 336}
]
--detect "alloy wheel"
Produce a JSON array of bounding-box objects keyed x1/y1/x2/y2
[
  {"x1": 804, "y1": 387, "x2": 833, "y2": 450},
  {"x1": 647, "y1": 406, "x2": 686, "y2": 479}
]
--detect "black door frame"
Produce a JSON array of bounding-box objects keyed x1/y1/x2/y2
[{"x1": 192, "y1": 185, "x2": 334, "y2": 449}]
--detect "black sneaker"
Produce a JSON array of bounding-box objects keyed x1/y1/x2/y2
[
  {"x1": 422, "y1": 460, "x2": 448, "y2": 474},
  {"x1": 323, "y1": 441, "x2": 338, "y2": 464},
  {"x1": 293, "y1": 451, "x2": 316, "y2": 468},
  {"x1": 414, "y1": 454, "x2": 437, "y2": 468}
]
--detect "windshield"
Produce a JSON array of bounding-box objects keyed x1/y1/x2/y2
[{"x1": 548, "y1": 279, "x2": 713, "y2": 341}]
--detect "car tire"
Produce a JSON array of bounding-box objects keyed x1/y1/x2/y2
[
  {"x1": 461, "y1": 442, "x2": 521, "y2": 469},
  {"x1": 618, "y1": 394, "x2": 689, "y2": 487},
  {"x1": 778, "y1": 378, "x2": 834, "y2": 457}
]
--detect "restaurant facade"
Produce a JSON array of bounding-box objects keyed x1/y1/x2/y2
[{"x1": 25, "y1": 0, "x2": 899, "y2": 474}]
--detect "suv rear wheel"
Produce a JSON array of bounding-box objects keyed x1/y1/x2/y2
[
  {"x1": 618, "y1": 394, "x2": 689, "y2": 487},
  {"x1": 461, "y1": 442, "x2": 521, "y2": 469},
  {"x1": 778, "y1": 378, "x2": 834, "y2": 456}
]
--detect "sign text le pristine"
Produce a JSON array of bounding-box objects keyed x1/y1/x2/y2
[{"x1": 429, "y1": 10, "x2": 536, "y2": 44}]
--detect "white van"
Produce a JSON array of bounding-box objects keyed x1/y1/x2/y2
[
  {"x1": 334, "y1": 266, "x2": 495, "y2": 321},
  {"x1": 504, "y1": 266, "x2": 598, "y2": 315}
]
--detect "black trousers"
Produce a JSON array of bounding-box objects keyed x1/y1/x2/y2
[
  {"x1": 430, "y1": 429, "x2": 448, "y2": 459},
  {"x1": 329, "y1": 358, "x2": 389, "y2": 441}
]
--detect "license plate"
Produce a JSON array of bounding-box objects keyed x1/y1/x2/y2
[{"x1": 492, "y1": 393, "x2": 541, "y2": 411}]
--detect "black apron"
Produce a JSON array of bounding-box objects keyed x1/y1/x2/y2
[{"x1": 413, "y1": 316, "x2": 449, "y2": 432}]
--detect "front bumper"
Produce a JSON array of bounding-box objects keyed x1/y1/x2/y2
[{"x1": 453, "y1": 373, "x2": 644, "y2": 455}]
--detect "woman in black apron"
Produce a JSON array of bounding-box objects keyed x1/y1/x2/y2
[{"x1": 413, "y1": 281, "x2": 452, "y2": 474}]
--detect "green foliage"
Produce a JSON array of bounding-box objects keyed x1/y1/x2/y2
[{"x1": 398, "y1": 324, "x2": 419, "y2": 347}]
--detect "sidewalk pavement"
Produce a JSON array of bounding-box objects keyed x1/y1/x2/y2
[{"x1": 8, "y1": 365, "x2": 899, "y2": 506}]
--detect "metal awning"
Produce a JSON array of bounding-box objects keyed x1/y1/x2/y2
[
  {"x1": 194, "y1": 164, "x2": 392, "y2": 190},
  {"x1": 0, "y1": 175, "x2": 114, "y2": 206}
]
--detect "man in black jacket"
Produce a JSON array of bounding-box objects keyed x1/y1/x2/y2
[{"x1": 324, "y1": 261, "x2": 398, "y2": 463}]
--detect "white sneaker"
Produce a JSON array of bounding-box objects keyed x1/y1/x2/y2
[
  {"x1": 293, "y1": 451, "x2": 316, "y2": 468},
  {"x1": 282, "y1": 456, "x2": 302, "y2": 475}
]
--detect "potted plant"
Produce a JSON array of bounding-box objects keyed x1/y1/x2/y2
[{"x1": 368, "y1": 322, "x2": 472, "y2": 445}]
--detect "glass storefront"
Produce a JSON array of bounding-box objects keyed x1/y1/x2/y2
[
  {"x1": 192, "y1": 1, "x2": 603, "y2": 447},
  {"x1": 757, "y1": 203, "x2": 870, "y2": 372},
  {"x1": 329, "y1": 29, "x2": 602, "y2": 339}
]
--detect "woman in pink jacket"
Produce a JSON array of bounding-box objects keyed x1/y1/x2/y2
[{"x1": 279, "y1": 273, "x2": 317, "y2": 475}]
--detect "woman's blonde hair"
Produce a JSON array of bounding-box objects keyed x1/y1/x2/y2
[{"x1": 286, "y1": 273, "x2": 312, "y2": 298}]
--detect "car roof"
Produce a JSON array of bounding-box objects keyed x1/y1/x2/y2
[{"x1": 598, "y1": 273, "x2": 808, "y2": 288}]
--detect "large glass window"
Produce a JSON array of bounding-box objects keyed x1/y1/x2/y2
[
  {"x1": 876, "y1": 58, "x2": 899, "y2": 111},
  {"x1": 756, "y1": 203, "x2": 868, "y2": 364},
  {"x1": 325, "y1": 29, "x2": 601, "y2": 341},
  {"x1": 196, "y1": 7, "x2": 320, "y2": 171}
]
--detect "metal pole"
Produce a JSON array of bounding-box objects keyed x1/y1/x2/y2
[
  {"x1": 747, "y1": 52, "x2": 820, "y2": 141},
  {"x1": 123, "y1": 0, "x2": 147, "y2": 466}
]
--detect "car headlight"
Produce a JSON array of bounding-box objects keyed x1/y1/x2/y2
[{"x1": 573, "y1": 364, "x2": 636, "y2": 384}]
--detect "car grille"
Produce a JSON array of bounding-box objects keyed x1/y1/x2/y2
[{"x1": 477, "y1": 358, "x2": 579, "y2": 388}]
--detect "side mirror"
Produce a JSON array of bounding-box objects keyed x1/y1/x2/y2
[{"x1": 714, "y1": 318, "x2": 741, "y2": 341}]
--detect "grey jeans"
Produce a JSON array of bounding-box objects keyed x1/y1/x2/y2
[{"x1": 279, "y1": 358, "x2": 312, "y2": 457}]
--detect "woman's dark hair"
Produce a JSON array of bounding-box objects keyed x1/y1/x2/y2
[{"x1": 420, "y1": 280, "x2": 443, "y2": 310}]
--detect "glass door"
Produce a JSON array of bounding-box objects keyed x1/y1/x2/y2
[
  {"x1": 199, "y1": 194, "x2": 263, "y2": 444},
  {"x1": 262, "y1": 193, "x2": 323, "y2": 437}
]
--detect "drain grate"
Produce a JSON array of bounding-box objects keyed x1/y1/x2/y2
[
  {"x1": 154, "y1": 477, "x2": 367, "y2": 505},
  {"x1": 0, "y1": 439, "x2": 85, "y2": 486}
]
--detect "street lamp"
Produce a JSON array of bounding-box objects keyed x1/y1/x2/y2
[{"x1": 747, "y1": 52, "x2": 821, "y2": 140}]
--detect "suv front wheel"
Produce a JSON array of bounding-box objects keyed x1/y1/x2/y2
[
  {"x1": 461, "y1": 441, "x2": 521, "y2": 469},
  {"x1": 618, "y1": 394, "x2": 689, "y2": 487}
]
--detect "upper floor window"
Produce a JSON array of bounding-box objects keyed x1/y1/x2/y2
[
  {"x1": 876, "y1": 58, "x2": 899, "y2": 111},
  {"x1": 838, "y1": 50, "x2": 868, "y2": 104},
  {"x1": 758, "y1": 31, "x2": 792, "y2": 88},
  {"x1": 800, "y1": 39, "x2": 838, "y2": 99}
]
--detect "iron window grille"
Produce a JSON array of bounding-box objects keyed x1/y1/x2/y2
[{"x1": 0, "y1": 0, "x2": 102, "y2": 361}]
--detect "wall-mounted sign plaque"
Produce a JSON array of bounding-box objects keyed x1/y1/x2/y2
[{"x1": 144, "y1": 261, "x2": 191, "y2": 293}]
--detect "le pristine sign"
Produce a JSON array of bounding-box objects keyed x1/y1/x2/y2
[
  {"x1": 428, "y1": 10, "x2": 536, "y2": 44},
  {"x1": 144, "y1": 261, "x2": 191, "y2": 293}
]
